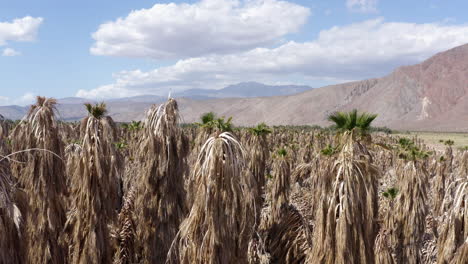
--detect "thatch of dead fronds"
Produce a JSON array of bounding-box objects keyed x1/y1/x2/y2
[
  {"x1": 0, "y1": 114, "x2": 8, "y2": 140},
  {"x1": 384, "y1": 161, "x2": 429, "y2": 264},
  {"x1": 112, "y1": 185, "x2": 136, "y2": 264},
  {"x1": 269, "y1": 152, "x2": 291, "y2": 223},
  {"x1": 374, "y1": 228, "x2": 395, "y2": 264},
  {"x1": 247, "y1": 129, "x2": 270, "y2": 222},
  {"x1": 134, "y1": 99, "x2": 189, "y2": 263},
  {"x1": 170, "y1": 132, "x2": 256, "y2": 264},
  {"x1": 65, "y1": 103, "x2": 123, "y2": 264},
  {"x1": 251, "y1": 204, "x2": 311, "y2": 264},
  {"x1": 309, "y1": 130, "x2": 379, "y2": 263},
  {"x1": 10, "y1": 96, "x2": 67, "y2": 264},
  {"x1": 0, "y1": 143, "x2": 22, "y2": 264},
  {"x1": 437, "y1": 176, "x2": 467, "y2": 264}
]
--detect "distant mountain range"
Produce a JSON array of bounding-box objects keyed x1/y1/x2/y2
[
  {"x1": 175, "y1": 82, "x2": 312, "y2": 99},
  {"x1": 0, "y1": 82, "x2": 313, "y2": 121},
  {"x1": 2, "y1": 43, "x2": 468, "y2": 131}
]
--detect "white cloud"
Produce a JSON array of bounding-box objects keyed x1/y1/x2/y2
[
  {"x1": 78, "y1": 18, "x2": 468, "y2": 99},
  {"x1": 0, "y1": 16, "x2": 43, "y2": 46},
  {"x1": 2, "y1": 48, "x2": 21, "y2": 56},
  {"x1": 347, "y1": 0, "x2": 378, "y2": 13},
  {"x1": 90, "y1": 0, "x2": 310, "y2": 59},
  {"x1": 0, "y1": 93, "x2": 36, "y2": 106}
]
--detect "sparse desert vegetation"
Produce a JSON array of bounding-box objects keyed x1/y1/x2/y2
[{"x1": 0, "y1": 97, "x2": 467, "y2": 264}]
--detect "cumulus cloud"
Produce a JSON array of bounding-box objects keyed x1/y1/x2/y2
[
  {"x1": 347, "y1": 0, "x2": 378, "y2": 13},
  {"x1": 0, "y1": 92, "x2": 36, "y2": 106},
  {"x1": 0, "y1": 16, "x2": 43, "y2": 46},
  {"x1": 2, "y1": 48, "x2": 21, "y2": 56},
  {"x1": 90, "y1": 0, "x2": 310, "y2": 59},
  {"x1": 78, "y1": 18, "x2": 468, "y2": 99}
]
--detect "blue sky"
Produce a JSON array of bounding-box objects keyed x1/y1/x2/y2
[{"x1": 1, "y1": 0, "x2": 468, "y2": 105}]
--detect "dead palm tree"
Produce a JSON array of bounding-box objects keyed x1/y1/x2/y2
[
  {"x1": 171, "y1": 132, "x2": 256, "y2": 264},
  {"x1": 10, "y1": 96, "x2": 67, "y2": 264},
  {"x1": 0, "y1": 125, "x2": 22, "y2": 264},
  {"x1": 65, "y1": 102, "x2": 123, "y2": 264},
  {"x1": 247, "y1": 123, "x2": 271, "y2": 223},
  {"x1": 270, "y1": 149, "x2": 291, "y2": 223},
  {"x1": 309, "y1": 130, "x2": 379, "y2": 263},
  {"x1": 437, "y1": 176, "x2": 467, "y2": 263},
  {"x1": 388, "y1": 161, "x2": 429, "y2": 264},
  {"x1": 133, "y1": 99, "x2": 189, "y2": 263}
]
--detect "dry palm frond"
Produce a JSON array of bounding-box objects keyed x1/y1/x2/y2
[
  {"x1": 112, "y1": 185, "x2": 137, "y2": 264},
  {"x1": 0, "y1": 114, "x2": 7, "y2": 140},
  {"x1": 434, "y1": 161, "x2": 448, "y2": 217},
  {"x1": 389, "y1": 161, "x2": 429, "y2": 264},
  {"x1": 254, "y1": 204, "x2": 311, "y2": 264},
  {"x1": 65, "y1": 104, "x2": 123, "y2": 264},
  {"x1": 292, "y1": 163, "x2": 314, "y2": 187},
  {"x1": 248, "y1": 234, "x2": 271, "y2": 264},
  {"x1": 374, "y1": 229, "x2": 395, "y2": 264},
  {"x1": 247, "y1": 132, "x2": 270, "y2": 222},
  {"x1": 437, "y1": 178, "x2": 467, "y2": 264},
  {"x1": 134, "y1": 99, "x2": 189, "y2": 263},
  {"x1": 269, "y1": 155, "x2": 291, "y2": 223},
  {"x1": 309, "y1": 130, "x2": 379, "y2": 263},
  {"x1": 64, "y1": 143, "x2": 82, "y2": 187},
  {"x1": 10, "y1": 96, "x2": 67, "y2": 264},
  {"x1": 0, "y1": 143, "x2": 22, "y2": 264},
  {"x1": 171, "y1": 132, "x2": 256, "y2": 264},
  {"x1": 457, "y1": 151, "x2": 468, "y2": 176},
  {"x1": 450, "y1": 239, "x2": 468, "y2": 264}
]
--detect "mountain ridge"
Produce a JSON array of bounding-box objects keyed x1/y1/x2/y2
[{"x1": 1, "y1": 43, "x2": 468, "y2": 131}]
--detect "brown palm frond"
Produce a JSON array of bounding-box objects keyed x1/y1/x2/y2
[
  {"x1": 387, "y1": 161, "x2": 429, "y2": 264},
  {"x1": 112, "y1": 185, "x2": 137, "y2": 264},
  {"x1": 65, "y1": 104, "x2": 123, "y2": 264},
  {"x1": 0, "y1": 140, "x2": 22, "y2": 264},
  {"x1": 171, "y1": 132, "x2": 256, "y2": 264},
  {"x1": 437, "y1": 177, "x2": 467, "y2": 264},
  {"x1": 247, "y1": 132, "x2": 270, "y2": 223},
  {"x1": 309, "y1": 130, "x2": 379, "y2": 263},
  {"x1": 269, "y1": 155, "x2": 291, "y2": 223},
  {"x1": 9, "y1": 96, "x2": 67, "y2": 264},
  {"x1": 256, "y1": 204, "x2": 311, "y2": 264},
  {"x1": 134, "y1": 99, "x2": 189, "y2": 263}
]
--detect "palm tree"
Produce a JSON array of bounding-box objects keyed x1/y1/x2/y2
[
  {"x1": 133, "y1": 99, "x2": 189, "y2": 263},
  {"x1": 327, "y1": 109, "x2": 377, "y2": 134},
  {"x1": 128, "y1": 121, "x2": 142, "y2": 131},
  {"x1": 10, "y1": 96, "x2": 67, "y2": 264},
  {"x1": 66, "y1": 102, "x2": 123, "y2": 264},
  {"x1": 200, "y1": 112, "x2": 215, "y2": 125},
  {"x1": 197, "y1": 112, "x2": 233, "y2": 132}
]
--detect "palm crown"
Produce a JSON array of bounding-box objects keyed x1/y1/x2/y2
[{"x1": 327, "y1": 109, "x2": 377, "y2": 133}]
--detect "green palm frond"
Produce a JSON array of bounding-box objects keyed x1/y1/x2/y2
[
  {"x1": 84, "y1": 102, "x2": 107, "y2": 118},
  {"x1": 201, "y1": 112, "x2": 215, "y2": 124},
  {"x1": 327, "y1": 109, "x2": 377, "y2": 134},
  {"x1": 196, "y1": 112, "x2": 234, "y2": 132},
  {"x1": 249, "y1": 122, "x2": 272, "y2": 136}
]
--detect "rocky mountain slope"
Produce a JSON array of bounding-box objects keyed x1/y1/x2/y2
[{"x1": 177, "y1": 43, "x2": 468, "y2": 131}]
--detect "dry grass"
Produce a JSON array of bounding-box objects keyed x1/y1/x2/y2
[{"x1": 394, "y1": 131, "x2": 468, "y2": 151}]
